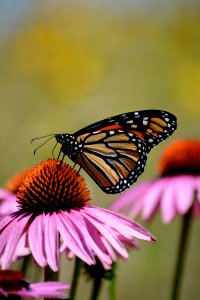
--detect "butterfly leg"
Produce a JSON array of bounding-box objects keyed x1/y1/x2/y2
[
  {"x1": 57, "y1": 148, "x2": 64, "y2": 160},
  {"x1": 52, "y1": 142, "x2": 58, "y2": 160},
  {"x1": 77, "y1": 165, "x2": 82, "y2": 174}
]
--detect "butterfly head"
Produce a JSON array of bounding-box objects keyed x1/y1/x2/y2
[{"x1": 55, "y1": 134, "x2": 82, "y2": 159}]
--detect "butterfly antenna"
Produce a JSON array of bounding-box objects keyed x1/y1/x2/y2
[
  {"x1": 33, "y1": 136, "x2": 55, "y2": 155},
  {"x1": 31, "y1": 134, "x2": 56, "y2": 144}
]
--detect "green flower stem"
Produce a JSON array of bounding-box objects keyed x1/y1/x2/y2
[
  {"x1": 70, "y1": 257, "x2": 82, "y2": 300},
  {"x1": 171, "y1": 206, "x2": 193, "y2": 300},
  {"x1": 89, "y1": 273, "x2": 102, "y2": 300},
  {"x1": 20, "y1": 255, "x2": 31, "y2": 276},
  {"x1": 44, "y1": 265, "x2": 59, "y2": 300},
  {"x1": 109, "y1": 271, "x2": 117, "y2": 300}
]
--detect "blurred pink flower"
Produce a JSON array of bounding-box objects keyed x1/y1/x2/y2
[
  {"x1": 0, "y1": 190, "x2": 18, "y2": 218},
  {"x1": 0, "y1": 159, "x2": 155, "y2": 271},
  {"x1": 0, "y1": 270, "x2": 69, "y2": 298},
  {"x1": 0, "y1": 168, "x2": 33, "y2": 218},
  {"x1": 110, "y1": 140, "x2": 200, "y2": 223}
]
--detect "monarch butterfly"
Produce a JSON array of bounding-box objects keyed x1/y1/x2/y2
[{"x1": 33, "y1": 110, "x2": 177, "y2": 194}]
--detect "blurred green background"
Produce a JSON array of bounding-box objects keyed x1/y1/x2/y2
[{"x1": 0, "y1": 1, "x2": 200, "y2": 299}]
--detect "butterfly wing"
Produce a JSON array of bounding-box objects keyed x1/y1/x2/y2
[
  {"x1": 75, "y1": 130, "x2": 147, "y2": 194},
  {"x1": 75, "y1": 110, "x2": 177, "y2": 153}
]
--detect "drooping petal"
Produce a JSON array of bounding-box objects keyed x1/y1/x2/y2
[
  {"x1": 100, "y1": 236, "x2": 118, "y2": 262},
  {"x1": 160, "y1": 181, "x2": 177, "y2": 223},
  {"x1": 0, "y1": 216, "x2": 17, "y2": 256},
  {"x1": 13, "y1": 233, "x2": 30, "y2": 259},
  {"x1": 82, "y1": 211, "x2": 128, "y2": 258},
  {"x1": 44, "y1": 214, "x2": 59, "y2": 272},
  {"x1": 1, "y1": 215, "x2": 29, "y2": 269},
  {"x1": 68, "y1": 209, "x2": 112, "y2": 267},
  {"x1": 174, "y1": 176, "x2": 195, "y2": 214},
  {"x1": 56, "y1": 212, "x2": 94, "y2": 265},
  {"x1": 83, "y1": 206, "x2": 155, "y2": 242},
  {"x1": 28, "y1": 214, "x2": 46, "y2": 267},
  {"x1": 142, "y1": 178, "x2": 167, "y2": 220}
]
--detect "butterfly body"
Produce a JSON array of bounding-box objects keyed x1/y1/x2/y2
[{"x1": 55, "y1": 110, "x2": 177, "y2": 194}]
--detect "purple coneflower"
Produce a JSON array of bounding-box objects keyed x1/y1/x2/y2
[
  {"x1": 111, "y1": 139, "x2": 200, "y2": 300},
  {"x1": 0, "y1": 270, "x2": 69, "y2": 299},
  {"x1": 0, "y1": 159, "x2": 155, "y2": 272},
  {"x1": 111, "y1": 140, "x2": 200, "y2": 223}
]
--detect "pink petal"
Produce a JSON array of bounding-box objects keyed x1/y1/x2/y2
[
  {"x1": 15, "y1": 282, "x2": 69, "y2": 298},
  {"x1": 1, "y1": 215, "x2": 29, "y2": 269},
  {"x1": 100, "y1": 236, "x2": 117, "y2": 262},
  {"x1": 0, "y1": 198, "x2": 18, "y2": 216},
  {"x1": 83, "y1": 206, "x2": 155, "y2": 242},
  {"x1": 0, "y1": 216, "x2": 16, "y2": 256},
  {"x1": 82, "y1": 211, "x2": 128, "y2": 258},
  {"x1": 44, "y1": 214, "x2": 59, "y2": 272},
  {"x1": 173, "y1": 176, "x2": 195, "y2": 214},
  {"x1": 160, "y1": 182, "x2": 177, "y2": 223},
  {"x1": 110, "y1": 181, "x2": 152, "y2": 212},
  {"x1": 28, "y1": 214, "x2": 46, "y2": 267},
  {"x1": 129, "y1": 196, "x2": 145, "y2": 218},
  {"x1": 13, "y1": 233, "x2": 30, "y2": 259},
  {"x1": 142, "y1": 178, "x2": 167, "y2": 220},
  {"x1": 55, "y1": 212, "x2": 94, "y2": 264},
  {"x1": 69, "y1": 210, "x2": 112, "y2": 266},
  {"x1": 82, "y1": 217, "x2": 114, "y2": 268},
  {"x1": 0, "y1": 189, "x2": 14, "y2": 200}
]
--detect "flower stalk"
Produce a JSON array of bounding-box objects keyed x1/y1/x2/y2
[
  {"x1": 109, "y1": 264, "x2": 117, "y2": 300},
  {"x1": 70, "y1": 257, "x2": 82, "y2": 300},
  {"x1": 44, "y1": 266, "x2": 59, "y2": 300},
  {"x1": 89, "y1": 272, "x2": 102, "y2": 300},
  {"x1": 171, "y1": 203, "x2": 193, "y2": 300}
]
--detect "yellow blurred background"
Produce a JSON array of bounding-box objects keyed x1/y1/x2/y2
[{"x1": 0, "y1": 1, "x2": 200, "y2": 299}]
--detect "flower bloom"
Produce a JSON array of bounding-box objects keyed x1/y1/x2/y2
[
  {"x1": 0, "y1": 168, "x2": 33, "y2": 219},
  {"x1": 0, "y1": 270, "x2": 69, "y2": 298},
  {"x1": 0, "y1": 159, "x2": 155, "y2": 271},
  {"x1": 110, "y1": 140, "x2": 200, "y2": 223}
]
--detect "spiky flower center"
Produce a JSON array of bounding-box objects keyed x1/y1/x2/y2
[
  {"x1": 17, "y1": 159, "x2": 90, "y2": 214},
  {"x1": 158, "y1": 140, "x2": 200, "y2": 176}
]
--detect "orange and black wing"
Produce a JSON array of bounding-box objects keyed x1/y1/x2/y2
[
  {"x1": 75, "y1": 130, "x2": 147, "y2": 194},
  {"x1": 75, "y1": 110, "x2": 177, "y2": 153}
]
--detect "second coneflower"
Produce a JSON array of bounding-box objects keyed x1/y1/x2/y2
[
  {"x1": 0, "y1": 159, "x2": 155, "y2": 272},
  {"x1": 111, "y1": 139, "x2": 200, "y2": 300},
  {"x1": 111, "y1": 140, "x2": 200, "y2": 223}
]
